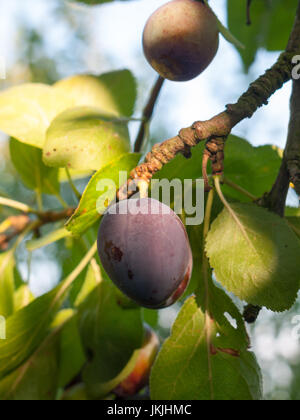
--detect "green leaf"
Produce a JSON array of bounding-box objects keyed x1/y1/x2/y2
[
  {"x1": 0, "y1": 84, "x2": 73, "y2": 148},
  {"x1": 86, "y1": 350, "x2": 141, "y2": 399},
  {"x1": 78, "y1": 278, "x2": 143, "y2": 399},
  {"x1": 197, "y1": 280, "x2": 250, "y2": 352},
  {"x1": 185, "y1": 194, "x2": 224, "y2": 297},
  {"x1": 227, "y1": 0, "x2": 265, "y2": 70},
  {"x1": 54, "y1": 70, "x2": 137, "y2": 118},
  {"x1": 0, "y1": 243, "x2": 96, "y2": 379},
  {"x1": 14, "y1": 285, "x2": 34, "y2": 312},
  {"x1": 74, "y1": 261, "x2": 101, "y2": 307},
  {"x1": 150, "y1": 295, "x2": 262, "y2": 400},
  {"x1": 287, "y1": 216, "x2": 300, "y2": 239},
  {"x1": 153, "y1": 141, "x2": 205, "y2": 183},
  {"x1": 0, "y1": 283, "x2": 66, "y2": 379},
  {"x1": 57, "y1": 311, "x2": 86, "y2": 389},
  {"x1": 0, "y1": 70, "x2": 137, "y2": 149},
  {"x1": 223, "y1": 136, "x2": 282, "y2": 202},
  {"x1": 61, "y1": 383, "x2": 88, "y2": 400},
  {"x1": 142, "y1": 309, "x2": 159, "y2": 330},
  {"x1": 10, "y1": 138, "x2": 59, "y2": 195},
  {"x1": 62, "y1": 237, "x2": 90, "y2": 307},
  {"x1": 0, "y1": 252, "x2": 15, "y2": 318},
  {"x1": 66, "y1": 153, "x2": 141, "y2": 235},
  {"x1": 43, "y1": 107, "x2": 131, "y2": 171},
  {"x1": 264, "y1": 0, "x2": 298, "y2": 51},
  {"x1": 286, "y1": 207, "x2": 300, "y2": 217},
  {"x1": 227, "y1": 0, "x2": 298, "y2": 71},
  {"x1": 0, "y1": 309, "x2": 83, "y2": 400},
  {"x1": 206, "y1": 203, "x2": 300, "y2": 311},
  {"x1": 0, "y1": 323, "x2": 61, "y2": 400}
]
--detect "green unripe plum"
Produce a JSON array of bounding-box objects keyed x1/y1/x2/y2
[{"x1": 143, "y1": 0, "x2": 219, "y2": 82}]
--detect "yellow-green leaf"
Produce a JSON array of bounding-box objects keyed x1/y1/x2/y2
[{"x1": 43, "y1": 107, "x2": 131, "y2": 171}]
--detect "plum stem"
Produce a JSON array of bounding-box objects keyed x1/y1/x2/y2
[
  {"x1": 137, "y1": 179, "x2": 149, "y2": 199},
  {"x1": 0, "y1": 196, "x2": 36, "y2": 214},
  {"x1": 203, "y1": 0, "x2": 245, "y2": 49},
  {"x1": 66, "y1": 167, "x2": 82, "y2": 201}
]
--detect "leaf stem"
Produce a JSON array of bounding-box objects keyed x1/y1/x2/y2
[
  {"x1": 14, "y1": 221, "x2": 40, "y2": 250},
  {"x1": 45, "y1": 181, "x2": 69, "y2": 209},
  {"x1": 288, "y1": 221, "x2": 300, "y2": 237},
  {"x1": 201, "y1": 189, "x2": 214, "y2": 312},
  {"x1": 1, "y1": 209, "x2": 74, "y2": 250},
  {"x1": 65, "y1": 168, "x2": 82, "y2": 201},
  {"x1": 214, "y1": 176, "x2": 256, "y2": 251},
  {"x1": 36, "y1": 189, "x2": 43, "y2": 212},
  {"x1": 202, "y1": 188, "x2": 215, "y2": 401},
  {"x1": 203, "y1": 189, "x2": 215, "y2": 240},
  {"x1": 0, "y1": 197, "x2": 36, "y2": 214},
  {"x1": 203, "y1": 0, "x2": 245, "y2": 49},
  {"x1": 223, "y1": 177, "x2": 258, "y2": 201},
  {"x1": 54, "y1": 191, "x2": 68, "y2": 209}
]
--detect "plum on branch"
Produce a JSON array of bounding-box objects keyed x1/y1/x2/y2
[
  {"x1": 143, "y1": 0, "x2": 219, "y2": 82},
  {"x1": 98, "y1": 198, "x2": 193, "y2": 309}
]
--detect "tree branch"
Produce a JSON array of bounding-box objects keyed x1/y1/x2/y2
[
  {"x1": 285, "y1": 3, "x2": 300, "y2": 199},
  {"x1": 259, "y1": 159, "x2": 290, "y2": 217},
  {"x1": 118, "y1": 2, "x2": 300, "y2": 201},
  {"x1": 118, "y1": 50, "x2": 296, "y2": 199},
  {"x1": 134, "y1": 76, "x2": 165, "y2": 153},
  {"x1": 0, "y1": 208, "x2": 74, "y2": 250},
  {"x1": 244, "y1": 3, "x2": 300, "y2": 323},
  {"x1": 285, "y1": 78, "x2": 300, "y2": 198},
  {"x1": 0, "y1": 215, "x2": 30, "y2": 250},
  {"x1": 259, "y1": 3, "x2": 300, "y2": 215},
  {"x1": 118, "y1": 1, "x2": 300, "y2": 201}
]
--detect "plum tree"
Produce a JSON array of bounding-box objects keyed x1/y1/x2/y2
[
  {"x1": 98, "y1": 198, "x2": 193, "y2": 309},
  {"x1": 114, "y1": 325, "x2": 160, "y2": 397},
  {"x1": 1, "y1": 0, "x2": 299, "y2": 402},
  {"x1": 143, "y1": 0, "x2": 219, "y2": 81}
]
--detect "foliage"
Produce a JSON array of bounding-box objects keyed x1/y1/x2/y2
[
  {"x1": 227, "y1": 0, "x2": 299, "y2": 70},
  {"x1": 0, "y1": 0, "x2": 299, "y2": 401}
]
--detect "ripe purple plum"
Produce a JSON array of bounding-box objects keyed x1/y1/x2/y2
[
  {"x1": 143, "y1": 0, "x2": 219, "y2": 81},
  {"x1": 98, "y1": 198, "x2": 193, "y2": 309}
]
